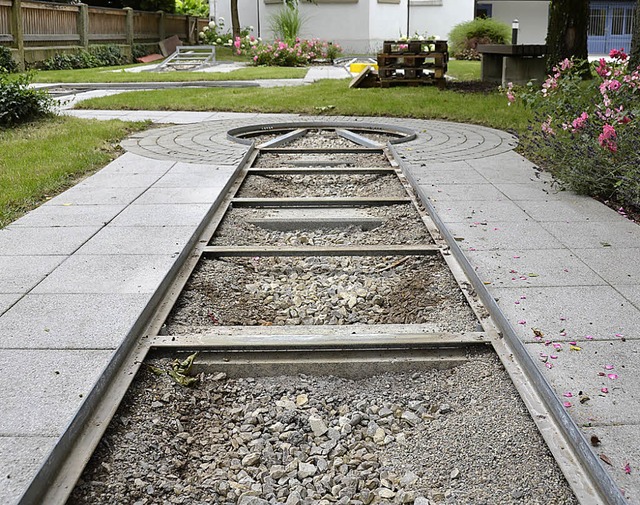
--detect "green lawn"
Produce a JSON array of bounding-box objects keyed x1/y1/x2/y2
[
  {"x1": 447, "y1": 59, "x2": 481, "y2": 81},
  {"x1": 0, "y1": 116, "x2": 147, "y2": 227},
  {"x1": 76, "y1": 78, "x2": 526, "y2": 132},
  {"x1": 31, "y1": 65, "x2": 307, "y2": 83}
]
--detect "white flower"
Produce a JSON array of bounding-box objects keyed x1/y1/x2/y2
[
  {"x1": 198, "y1": 31, "x2": 205, "y2": 38},
  {"x1": 208, "y1": 21, "x2": 215, "y2": 29},
  {"x1": 249, "y1": 26, "x2": 254, "y2": 31},
  {"x1": 216, "y1": 38, "x2": 222, "y2": 43},
  {"x1": 203, "y1": 25, "x2": 209, "y2": 31}
]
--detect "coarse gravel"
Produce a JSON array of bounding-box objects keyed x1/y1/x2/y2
[
  {"x1": 210, "y1": 205, "x2": 433, "y2": 247},
  {"x1": 68, "y1": 349, "x2": 578, "y2": 505},
  {"x1": 166, "y1": 255, "x2": 478, "y2": 333},
  {"x1": 237, "y1": 174, "x2": 407, "y2": 199},
  {"x1": 255, "y1": 153, "x2": 390, "y2": 169}
]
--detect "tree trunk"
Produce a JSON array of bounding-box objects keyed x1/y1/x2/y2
[
  {"x1": 231, "y1": 0, "x2": 240, "y2": 38},
  {"x1": 629, "y1": 0, "x2": 640, "y2": 70},
  {"x1": 546, "y1": 0, "x2": 591, "y2": 76}
]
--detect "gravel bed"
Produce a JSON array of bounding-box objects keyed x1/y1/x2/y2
[
  {"x1": 210, "y1": 205, "x2": 434, "y2": 247},
  {"x1": 166, "y1": 255, "x2": 478, "y2": 333},
  {"x1": 255, "y1": 153, "x2": 389, "y2": 169},
  {"x1": 68, "y1": 349, "x2": 577, "y2": 505},
  {"x1": 237, "y1": 174, "x2": 407, "y2": 199},
  {"x1": 245, "y1": 129, "x2": 400, "y2": 149}
]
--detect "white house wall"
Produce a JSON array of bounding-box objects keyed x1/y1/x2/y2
[
  {"x1": 482, "y1": 1, "x2": 549, "y2": 44},
  {"x1": 211, "y1": 0, "x2": 474, "y2": 54}
]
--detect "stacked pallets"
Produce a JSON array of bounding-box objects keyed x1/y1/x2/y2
[{"x1": 377, "y1": 40, "x2": 449, "y2": 89}]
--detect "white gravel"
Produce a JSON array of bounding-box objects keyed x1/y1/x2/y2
[{"x1": 68, "y1": 349, "x2": 578, "y2": 505}]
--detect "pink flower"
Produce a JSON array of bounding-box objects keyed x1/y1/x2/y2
[
  {"x1": 560, "y1": 58, "x2": 573, "y2": 71},
  {"x1": 598, "y1": 124, "x2": 618, "y2": 152},
  {"x1": 541, "y1": 116, "x2": 555, "y2": 135},
  {"x1": 608, "y1": 80, "x2": 621, "y2": 92},
  {"x1": 609, "y1": 48, "x2": 628, "y2": 61}
]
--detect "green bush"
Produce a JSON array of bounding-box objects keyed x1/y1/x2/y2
[
  {"x1": 41, "y1": 45, "x2": 129, "y2": 71},
  {"x1": 448, "y1": 18, "x2": 511, "y2": 60},
  {"x1": 0, "y1": 72, "x2": 53, "y2": 127},
  {"x1": 509, "y1": 53, "x2": 640, "y2": 208},
  {"x1": 0, "y1": 46, "x2": 17, "y2": 73}
]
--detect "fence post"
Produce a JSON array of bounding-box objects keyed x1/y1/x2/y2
[
  {"x1": 124, "y1": 6, "x2": 134, "y2": 51},
  {"x1": 77, "y1": 3, "x2": 89, "y2": 49},
  {"x1": 10, "y1": 0, "x2": 24, "y2": 70},
  {"x1": 157, "y1": 10, "x2": 165, "y2": 42},
  {"x1": 187, "y1": 15, "x2": 196, "y2": 44}
]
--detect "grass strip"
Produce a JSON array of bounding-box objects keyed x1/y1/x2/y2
[
  {"x1": 76, "y1": 79, "x2": 528, "y2": 132},
  {"x1": 0, "y1": 116, "x2": 148, "y2": 228}
]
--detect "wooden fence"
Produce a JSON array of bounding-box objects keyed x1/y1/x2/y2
[{"x1": 0, "y1": 0, "x2": 208, "y2": 69}]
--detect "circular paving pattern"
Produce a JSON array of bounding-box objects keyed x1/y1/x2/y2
[{"x1": 121, "y1": 114, "x2": 517, "y2": 165}]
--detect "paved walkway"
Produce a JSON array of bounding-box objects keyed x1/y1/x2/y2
[{"x1": 1, "y1": 111, "x2": 638, "y2": 504}]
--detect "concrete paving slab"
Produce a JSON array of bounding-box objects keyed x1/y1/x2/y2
[
  {"x1": 412, "y1": 167, "x2": 488, "y2": 185},
  {"x1": 419, "y1": 183, "x2": 508, "y2": 202},
  {"x1": 572, "y1": 248, "x2": 640, "y2": 285},
  {"x1": 44, "y1": 186, "x2": 145, "y2": 206},
  {"x1": 153, "y1": 163, "x2": 237, "y2": 188},
  {"x1": 0, "y1": 256, "x2": 66, "y2": 293},
  {"x1": 493, "y1": 286, "x2": 640, "y2": 342},
  {"x1": 31, "y1": 254, "x2": 178, "y2": 295},
  {"x1": 494, "y1": 182, "x2": 567, "y2": 201},
  {"x1": 0, "y1": 226, "x2": 100, "y2": 256},
  {"x1": 543, "y1": 220, "x2": 640, "y2": 249},
  {"x1": 466, "y1": 249, "x2": 608, "y2": 288},
  {"x1": 616, "y1": 285, "x2": 640, "y2": 309},
  {"x1": 0, "y1": 294, "x2": 22, "y2": 316},
  {"x1": 431, "y1": 200, "x2": 531, "y2": 223},
  {"x1": 515, "y1": 198, "x2": 625, "y2": 223},
  {"x1": 134, "y1": 186, "x2": 228, "y2": 204},
  {"x1": 524, "y1": 340, "x2": 640, "y2": 426},
  {"x1": 444, "y1": 221, "x2": 562, "y2": 251},
  {"x1": 0, "y1": 293, "x2": 149, "y2": 349},
  {"x1": 0, "y1": 349, "x2": 113, "y2": 435},
  {"x1": 0, "y1": 436, "x2": 57, "y2": 505},
  {"x1": 582, "y1": 425, "x2": 640, "y2": 501},
  {"x1": 77, "y1": 226, "x2": 196, "y2": 255},
  {"x1": 9, "y1": 205, "x2": 125, "y2": 228},
  {"x1": 109, "y1": 203, "x2": 212, "y2": 227},
  {"x1": 466, "y1": 154, "x2": 545, "y2": 184}
]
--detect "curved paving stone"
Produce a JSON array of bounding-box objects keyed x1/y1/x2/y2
[{"x1": 121, "y1": 115, "x2": 517, "y2": 164}]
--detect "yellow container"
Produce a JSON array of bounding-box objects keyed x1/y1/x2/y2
[{"x1": 349, "y1": 62, "x2": 378, "y2": 73}]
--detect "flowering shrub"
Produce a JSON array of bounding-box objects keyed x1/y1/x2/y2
[
  {"x1": 198, "y1": 17, "x2": 254, "y2": 48},
  {"x1": 251, "y1": 38, "x2": 342, "y2": 66},
  {"x1": 508, "y1": 50, "x2": 640, "y2": 208}
]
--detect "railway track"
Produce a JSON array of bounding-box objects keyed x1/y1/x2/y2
[{"x1": 32, "y1": 124, "x2": 623, "y2": 504}]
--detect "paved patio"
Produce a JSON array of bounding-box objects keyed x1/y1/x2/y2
[{"x1": 0, "y1": 110, "x2": 638, "y2": 504}]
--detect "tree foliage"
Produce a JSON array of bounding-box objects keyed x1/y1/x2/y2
[{"x1": 545, "y1": 0, "x2": 590, "y2": 77}]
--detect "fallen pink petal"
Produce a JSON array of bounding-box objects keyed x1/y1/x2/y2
[
  {"x1": 553, "y1": 343, "x2": 563, "y2": 349},
  {"x1": 608, "y1": 374, "x2": 619, "y2": 380},
  {"x1": 509, "y1": 269, "x2": 518, "y2": 274},
  {"x1": 545, "y1": 363, "x2": 553, "y2": 369},
  {"x1": 598, "y1": 372, "x2": 606, "y2": 377},
  {"x1": 563, "y1": 402, "x2": 572, "y2": 408},
  {"x1": 515, "y1": 301, "x2": 520, "y2": 305},
  {"x1": 604, "y1": 365, "x2": 614, "y2": 370},
  {"x1": 569, "y1": 341, "x2": 577, "y2": 345},
  {"x1": 601, "y1": 387, "x2": 609, "y2": 394},
  {"x1": 615, "y1": 333, "x2": 624, "y2": 338},
  {"x1": 520, "y1": 295, "x2": 527, "y2": 299},
  {"x1": 550, "y1": 355, "x2": 558, "y2": 359},
  {"x1": 518, "y1": 320, "x2": 526, "y2": 325},
  {"x1": 559, "y1": 331, "x2": 567, "y2": 336},
  {"x1": 560, "y1": 317, "x2": 566, "y2": 321},
  {"x1": 513, "y1": 255, "x2": 520, "y2": 259},
  {"x1": 624, "y1": 463, "x2": 631, "y2": 474},
  {"x1": 563, "y1": 392, "x2": 573, "y2": 397},
  {"x1": 585, "y1": 335, "x2": 594, "y2": 340}
]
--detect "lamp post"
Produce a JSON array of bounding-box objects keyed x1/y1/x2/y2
[{"x1": 512, "y1": 19, "x2": 519, "y2": 45}]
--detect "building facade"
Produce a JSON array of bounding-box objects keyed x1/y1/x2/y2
[
  {"x1": 212, "y1": 0, "x2": 475, "y2": 54},
  {"x1": 477, "y1": 0, "x2": 636, "y2": 56}
]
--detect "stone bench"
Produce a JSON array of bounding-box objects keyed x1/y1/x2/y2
[{"x1": 477, "y1": 44, "x2": 547, "y2": 86}]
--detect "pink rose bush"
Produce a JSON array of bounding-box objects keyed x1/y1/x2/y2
[
  {"x1": 251, "y1": 38, "x2": 342, "y2": 66},
  {"x1": 505, "y1": 51, "x2": 639, "y2": 207}
]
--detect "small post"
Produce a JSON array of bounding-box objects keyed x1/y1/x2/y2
[
  {"x1": 511, "y1": 19, "x2": 519, "y2": 45},
  {"x1": 187, "y1": 15, "x2": 196, "y2": 44},
  {"x1": 157, "y1": 10, "x2": 165, "y2": 42},
  {"x1": 77, "y1": 3, "x2": 89, "y2": 49},
  {"x1": 124, "y1": 7, "x2": 134, "y2": 49},
  {"x1": 10, "y1": 0, "x2": 25, "y2": 71}
]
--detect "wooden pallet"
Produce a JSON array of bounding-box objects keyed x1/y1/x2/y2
[{"x1": 377, "y1": 40, "x2": 448, "y2": 89}]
